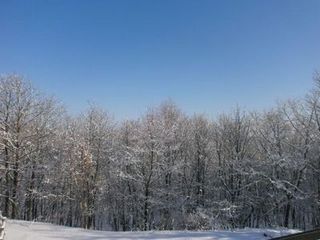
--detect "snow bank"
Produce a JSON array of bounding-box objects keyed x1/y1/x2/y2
[{"x1": 5, "y1": 220, "x2": 300, "y2": 240}]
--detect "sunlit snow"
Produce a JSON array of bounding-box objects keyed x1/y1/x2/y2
[{"x1": 6, "y1": 220, "x2": 300, "y2": 240}]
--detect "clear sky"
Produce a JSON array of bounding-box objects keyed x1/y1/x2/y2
[{"x1": 0, "y1": 0, "x2": 319, "y2": 119}]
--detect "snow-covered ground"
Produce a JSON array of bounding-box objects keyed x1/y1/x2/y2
[{"x1": 5, "y1": 220, "x2": 300, "y2": 240}]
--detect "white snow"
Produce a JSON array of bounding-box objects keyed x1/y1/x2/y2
[{"x1": 5, "y1": 220, "x2": 300, "y2": 240}]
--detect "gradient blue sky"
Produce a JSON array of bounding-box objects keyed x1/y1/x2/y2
[{"x1": 0, "y1": 0, "x2": 319, "y2": 119}]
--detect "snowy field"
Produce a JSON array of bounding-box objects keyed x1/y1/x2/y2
[{"x1": 5, "y1": 220, "x2": 300, "y2": 240}]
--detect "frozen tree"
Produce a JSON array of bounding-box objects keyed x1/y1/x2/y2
[
  {"x1": 0, "y1": 74, "x2": 60, "y2": 219},
  {"x1": 1, "y1": 72, "x2": 320, "y2": 231}
]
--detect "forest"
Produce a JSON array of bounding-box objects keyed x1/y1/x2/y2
[{"x1": 0, "y1": 73, "x2": 320, "y2": 231}]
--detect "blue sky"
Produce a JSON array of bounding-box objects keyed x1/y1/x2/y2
[{"x1": 0, "y1": 0, "x2": 319, "y2": 119}]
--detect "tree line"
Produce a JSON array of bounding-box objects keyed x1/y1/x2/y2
[{"x1": 0, "y1": 73, "x2": 320, "y2": 231}]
